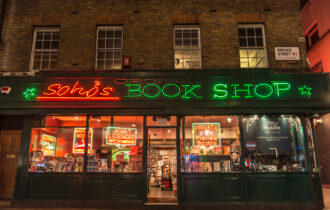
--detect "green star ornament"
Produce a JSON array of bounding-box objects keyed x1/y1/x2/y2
[
  {"x1": 23, "y1": 87, "x2": 37, "y2": 100},
  {"x1": 298, "y1": 85, "x2": 312, "y2": 96}
]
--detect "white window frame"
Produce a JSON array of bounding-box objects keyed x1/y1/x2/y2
[
  {"x1": 173, "y1": 25, "x2": 202, "y2": 69},
  {"x1": 29, "y1": 27, "x2": 60, "y2": 72},
  {"x1": 238, "y1": 24, "x2": 268, "y2": 68},
  {"x1": 95, "y1": 26, "x2": 123, "y2": 70}
]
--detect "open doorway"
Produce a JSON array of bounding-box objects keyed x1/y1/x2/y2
[{"x1": 147, "y1": 127, "x2": 177, "y2": 204}]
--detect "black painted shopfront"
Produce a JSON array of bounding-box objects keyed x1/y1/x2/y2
[{"x1": 0, "y1": 69, "x2": 329, "y2": 206}]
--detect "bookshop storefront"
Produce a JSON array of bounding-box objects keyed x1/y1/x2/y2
[{"x1": 0, "y1": 69, "x2": 329, "y2": 205}]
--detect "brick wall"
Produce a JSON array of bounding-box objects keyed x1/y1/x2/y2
[{"x1": 0, "y1": 0, "x2": 307, "y2": 72}]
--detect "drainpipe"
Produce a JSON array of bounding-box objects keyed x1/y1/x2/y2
[{"x1": 0, "y1": 0, "x2": 8, "y2": 43}]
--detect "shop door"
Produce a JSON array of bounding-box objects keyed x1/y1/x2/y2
[
  {"x1": 0, "y1": 130, "x2": 22, "y2": 199},
  {"x1": 146, "y1": 127, "x2": 178, "y2": 204}
]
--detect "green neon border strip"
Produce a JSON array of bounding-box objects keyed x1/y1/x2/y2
[
  {"x1": 192, "y1": 123, "x2": 221, "y2": 147},
  {"x1": 105, "y1": 127, "x2": 137, "y2": 146},
  {"x1": 72, "y1": 127, "x2": 93, "y2": 154},
  {"x1": 41, "y1": 134, "x2": 57, "y2": 157}
]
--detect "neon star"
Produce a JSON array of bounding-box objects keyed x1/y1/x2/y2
[
  {"x1": 23, "y1": 88, "x2": 37, "y2": 100},
  {"x1": 298, "y1": 85, "x2": 312, "y2": 96}
]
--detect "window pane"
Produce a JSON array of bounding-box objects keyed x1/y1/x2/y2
[
  {"x1": 256, "y1": 37, "x2": 263, "y2": 47},
  {"x1": 239, "y1": 38, "x2": 247, "y2": 47},
  {"x1": 183, "y1": 39, "x2": 190, "y2": 46},
  {"x1": 51, "y1": 40, "x2": 59, "y2": 49},
  {"x1": 43, "y1": 41, "x2": 51, "y2": 49},
  {"x1": 238, "y1": 28, "x2": 247, "y2": 37},
  {"x1": 240, "y1": 58, "x2": 249, "y2": 68},
  {"x1": 106, "y1": 50, "x2": 114, "y2": 59},
  {"x1": 247, "y1": 28, "x2": 255, "y2": 36},
  {"x1": 239, "y1": 49, "x2": 248, "y2": 58},
  {"x1": 114, "y1": 39, "x2": 122, "y2": 48},
  {"x1": 191, "y1": 30, "x2": 198, "y2": 38},
  {"x1": 36, "y1": 32, "x2": 43, "y2": 40},
  {"x1": 115, "y1": 30, "x2": 122, "y2": 38},
  {"x1": 98, "y1": 39, "x2": 105, "y2": 48},
  {"x1": 183, "y1": 30, "x2": 190, "y2": 38},
  {"x1": 114, "y1": 50, "x2": 121, "y2": 59},
  {"x1": 44, "y1": 32, "x2": 51, "y2": 40},
  {"x1": 87, "y1": 116, "x2": 143, "y2": 173},
  {"x1": 29, "y1": 116, "x2": 87, "y2": 173},
  {"x1": 98, "y1": 51, "x2": 105, "y2": 60},
  {"x1": 97, "y1": 60, "x2": 104, "y2": 69},
  {"x1": 35, "y1": 41, "x2": 43, "y2": 49},
  {"x1": 146, "y1": 116, "x2": 177, "y2": 126},
  {"x1": 52, "y1": 32, "x2": 59, "y2": 41},
  {"x1": 192, "y1": 39, "x2": 198, "y2": 46},
  {"x1": 175, "y1": 39, "x2": 182, "y2": 46},
  {"x1": 175, "y1": 30, "x2": 182, "y2": 39},
  {"x1": 99, "y1": 30, "x2": 106, "y2": 38},
  {"x1": 106, "y1": 39, "x2": 114, "y2": 48},
  {"x1": 106, "y1": 30, "x2": 114, "y2": 38},
  {"x1": 243, "y1": 115, "x2": 306, "y2": 172},
  {"x1": 181, "y1": 116, "x2": 241, "y2": 173},
  {"x1": 247, "y1": 38, "x2": 256, "y2": 47},
  {"x1": 255, "y1": 28, "x2": 263, "y2": 36}
]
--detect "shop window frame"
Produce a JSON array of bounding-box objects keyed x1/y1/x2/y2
[
  {"x1": 238, "y1": 24, "x2": 268, "y2": 68},
  {"x1": 95, "y1": 26, "x2": 123, "y2": 70},
  {"x1": 173, "y1": 25, "x2": 202, "y2": 69},
  {"x1": 29, "y1": 27, "x2": 60, "y2": 72}
]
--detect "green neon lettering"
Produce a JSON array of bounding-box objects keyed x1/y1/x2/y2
[
  {"x1": 125, "y1": 84, "x2": 142, "y2": 97},
  {"x1": 181, "y1": 84, "x2": 202, "y2": 99},
  {"x1": 162, "y1": 83, "x2": 181, "y2": 98},
  {"x1": 231, "y1": 84, "x2": 253, "y2": 99},
  {"x1": 212, "y1": 83, "x2": 228, "y2": 99},
  {"x1": 272, "y1": 82, "x2": 291, "y2": 96},
  {"x1": 254, "y1": 83, "x2": 274, "y2": 98},
  {"x1": 143, "y1": 84, "x2": 161, "y2": 98}
]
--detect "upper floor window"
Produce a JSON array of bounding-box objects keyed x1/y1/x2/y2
[
  {"x1": 174, "y1": 26, "x2": 201, "y2": 69},
  {"x1": 96, "y1": 26, "x2": 123, "y2": 70},
  {"x1": 305, "y1": 23, "x2": 319, "y2": 50},
  {"x1": 30, "y1": 28, "x2": 60, "y2": 71},
  {"x1": 238, "y1": 24, "x2": 267, "y2": 68}
]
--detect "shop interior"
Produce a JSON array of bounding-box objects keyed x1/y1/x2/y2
[{"x1": 147, "y1": 127, "x2": 177, "y2": 203}]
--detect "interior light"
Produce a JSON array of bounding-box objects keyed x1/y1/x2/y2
[
  {"x1": 168, "y1": 129, "x2": 171, "y2": 133},
  {"x1": 227, "y1": 117, "x2": 232, "y2": 123},
  {"x1": 75, "y1": 116, "x2": 79, "y2": 120},
  {"x1": 52, "y1": 117, "x2": 55, "y2": 120},
  {"x1": 132, "y1": 124, "x2": 136, "y2": 127},
  {"x1": 97, "y1": 118, "x2": 101, "y2": 122}
]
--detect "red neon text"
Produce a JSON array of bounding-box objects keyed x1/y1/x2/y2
[{"x1": 37, "y1": 81, "x2": 120, "y2": 101}]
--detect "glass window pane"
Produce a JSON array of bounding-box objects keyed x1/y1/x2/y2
[
  {"x1": 240, "y1": 58, "x2": 249, "y2": 68},
  {"x1": 192, "y1": 39, "x2": 198, "y2": 47},
  {"x1": 106, "y1": 50, "x2": 114, "y2": 60},
  {"x1": 51, "y1": 41, "x2": 59, "y2": 49},
  {"x1": 247, "y1": 38, "x2": 256, "y2": 47},
  {"x1": 247, "y1": 28, "x2": 255, "y2": 36},
  {"x1": 175, "y1": 30, "x2": 182, "y2": 39},
  {"x1": 97, "y1": 60, "x2": 104, "y2": 69},
  {"x1": 183, "y1": 30, "x2": 190, "y2": 38},
  {"x1": 99, "y1": 30, "x2": 106, "y2": 38},
  {"x1": 114, "y1": 50, "x2": 121, "y2": 59},
  {"x1": 181, "y1": 116, "x2": 241, "y2": 173},
  {"x1": 98, "y1": 51, "x2": 105, "y2": 60},
  {"x1": 29, "y1": 116, "x2": 87, "y2": 173},
  {"x1": 36, "y1": 32, "x2": 43, "y2": 40},
  {"x1": 238, "y1": 28, "x2": 247, "y2": 37},
  {"x1": 52, "y1": 32, "x2": 59, "y2": 41},
  {"x1": 183, "y1": 39, "x2": 190, "y2": 46},
  {"x1": 239, "y1": 38, "x2": 247, "y2": 47},
  {"x1": 114, "y1": 39, "x2": 122, "y2": 48},
  {"x1": 255, "y1": 27, "x2": 263, "y2": 36},
  {"x1": 239, "y1": 49, "x2": 248, "y2": 58},
  {"x1": 175, "y1": 39, "x2": 182, "y2": 46},
  {"x1": 35, "y1": 41, "x2": 43, "y2": 49},
  {"x1": 44, "y1": 32, "x2": 51, "y2": 40},
  {"x1": 114, "y1": 59, "x2": 121, "y2": 69},
  {"x1": 191, "y1": 30, "x2": 198, "y2": 38},
  {"x1": 115, "y1": 30, "x2": 122, "y2": 38},
  {"x1": 242, "y1": 115, "x2": 306, "y2": 172},
  {"x1": 87, "y1": 116, "x2": 143, "y2": 173},
  {"x1": 146, "y1": 116, "x2": 177, "y2": 126},
  {"x1": 256, "y1": 37, "x2": 263, "y2": 47},
  {"x1": 106, "y1": 30, "x2": 114, "y2": 38},
  {"x1": 43, "y1": 41, "x2": 51, "y2": 49},
  {"x1": 98, "y1": 39, "x2": 105, "y2": 48},
  {"x1": 106, "y1": 39, "x2": 114, "y2": 48}
]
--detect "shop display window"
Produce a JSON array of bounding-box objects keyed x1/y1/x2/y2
[
  {"x1": 87, "y1": 116, "x2": 143, "y2": 173},
  {"x1": 29, "y1": 116, "x2": 87, "y2": 173},
  {"x1": 243, "y1": 115, "x2": 306, "y2": 172},
  {"x1": 146, "y1": 116, "x2": 177, "y2": 127},
  {"x1": 181, "y1": 116, "x2": 241, "y2": 173}
]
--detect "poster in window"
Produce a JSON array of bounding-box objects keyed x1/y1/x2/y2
[
  {"x1": 41, "y1": 134, "x2": 56, "y2": 156},
  {"x1": 192, "y1": 123, "x2": 221, "y2": 146},
  {"x1": 243, "y1": 116, "x2": 292, "y2": 155},
  {"x1": 106, "y1": 127, "x2": 137, "y2": 146},
  {"x1": 73, "y1": 128, "x2": 93, "y2": 154}
]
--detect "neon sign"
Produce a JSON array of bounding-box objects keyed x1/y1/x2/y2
[
  {"x1": 106, "y1": 127, "x2": 137, "y2": 146},
  {"x1": 73, "y1": 128, "x2": 93, "y2": 154},
  {"x1": 192, "y1": 123, "x2": 221, "y2": 146},
  {"x1": 23, "y1": 87, "x2": 37, "y2": 100},
  {"x1": 37, "y1": 81, "x2": 120, "y2": 101},
  {"x1": 125, "y1": 83, "x2": 202, "y2": 99},
  {"x1": 41, "y1": 134, "x2": 56, "y2": 156}
]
